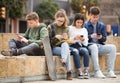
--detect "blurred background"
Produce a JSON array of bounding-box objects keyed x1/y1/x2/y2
[{"x1": 0, "y1": 0, "x2": 120, "y2": 36}]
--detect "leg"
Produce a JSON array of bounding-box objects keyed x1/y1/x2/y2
[
  {"x1": 98, "y1": 44, "x2": 116, "y2": 71},
  {"x1": 98, "y1": 44, "x2": 116, "y2": 78},
  {"x1": 1, "y1": 39, "x2": 28, "y2": 56},
  {"x1": 53, "y1": 42, "x2": 72, "y2": 80},
  {"x1": 88, "y1": 44, "x2": 105, "y2": 78},
  {"x1": 78, "y1": 47, "x2": 89, "y2": 68},
  {"x1": 61, "y1": 42, "x2": 71, "y2": 71},
  {"x1": 78, "y1": 47, "x2": 90, "y2": 79},
  {"x1": 88, "y1": 44, "x2": 100, "y2": 71},
  {"x1": 9, "y1": 39, "x2": 27, "y2": 49},
  {"x1": 70, "y1": 47, "x2": 80, "y2": 69},
  {"x1": 53, "y1": 42, "x2": 71, "y2": 70},
  {"x1": 18, "y1": 43, "x2": 41, "y2": 55}
]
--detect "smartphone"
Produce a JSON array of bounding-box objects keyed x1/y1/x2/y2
[
  {"x1": 97, "y1": 33, "x2": 101, "y2": 35},
  {"x1": 80, "y1": 35, "x2": 84, "y2": 37}
]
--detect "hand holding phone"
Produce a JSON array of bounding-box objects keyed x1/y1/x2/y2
[
  {"x1": 97, "y1": 33, "x2": 101, "y2": 35},
  {"x1": 80, "y1": 35, "x2": 84, "y2": 37},
  {"x1": 97, "y1": 33, "x2": 102, "y2": 39},
  {"x1": 17, "y1": 34, "x2": 23, "y2": 38},
  {"x1": 79, "y1": 35, "x2": 84, "y2": 41}
]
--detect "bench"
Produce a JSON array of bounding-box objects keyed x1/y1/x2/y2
[{"x1": 0, "y1": 33, "x2": 120, "y2": 82}]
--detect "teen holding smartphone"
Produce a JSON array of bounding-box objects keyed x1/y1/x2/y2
[{"x1": 69, "y1": 13, "x2": 90, "y2": 79}]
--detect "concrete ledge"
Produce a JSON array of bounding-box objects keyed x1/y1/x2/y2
[
  {"x1": 0, "y1": 33, "x2": 120, "y2": 82},
  {"x1": 0, "y1": 54, "x2": 120, "y2": 82}
]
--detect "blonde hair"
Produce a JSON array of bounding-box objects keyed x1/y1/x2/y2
[
  {"x1": 54, "y1": 9, "x2": 69, "y2": 27},
  {"x1": 26, "y1": 12, "x2": 39, "y2": 20}
]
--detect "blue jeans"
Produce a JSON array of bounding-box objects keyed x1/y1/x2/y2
[
  {"x1": 70, "y1": 43, "x2": 90, "y2": 69},
  {"x1": 52, "y1": 42, "x2": 71, "y2": 71},
  {"x1": 88, "y1": 44, "x2": 116, "y2": 71}
]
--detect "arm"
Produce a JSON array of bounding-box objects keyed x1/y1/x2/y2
[
  {"x1": 98, "y1": 24, "x2": 107, "y2": 42},
  {"x1": 81, "y1": 28, "x2": 88, "y2": 46},
  {"x1": 28, "y1": 27, "x2": 49, "y2": 45}
]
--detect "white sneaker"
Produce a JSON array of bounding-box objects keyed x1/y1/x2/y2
[
  {"x1": 94, "y1": 70, "x2": 106, "y2": 78},
  {"x1": 108, "y1": 71, "x2": 117, "y2": 78}
]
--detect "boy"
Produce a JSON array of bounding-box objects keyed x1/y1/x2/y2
[
  {"x1": 1, "y1": 12, "x2": 48, "y2": 56},
  {"x1": 85, "y1": 6, "x2": 117, "y2": 78}
]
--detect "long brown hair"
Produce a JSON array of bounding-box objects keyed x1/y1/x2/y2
[{"x1": 54, "y1": 9, "x2": 69, "y2": 28}]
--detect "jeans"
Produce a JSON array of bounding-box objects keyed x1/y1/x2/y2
[
  {"x1": 88, "y1": 44, "x2": 116, "y2": 71},
  {"x1": 53, "y1": 42, "x2": 71, "y2": 71},
  {"x1": 70, "y1": 44, "x2": 89, "y2": 69},
  {"x1": 9, "y1": 39, "x2": 43, "y2": 55}
]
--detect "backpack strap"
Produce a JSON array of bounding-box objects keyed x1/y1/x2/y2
[
  {"x1": 37, "y1": 25, "x2": 44, "y2": 40},
  {"x1": 50, "y1": 23, "x2": 56, "y2": 38}
]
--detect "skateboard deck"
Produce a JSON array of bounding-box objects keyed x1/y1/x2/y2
[{"x1": 43, "y1": 36, "x2": 57, "y2": 80}]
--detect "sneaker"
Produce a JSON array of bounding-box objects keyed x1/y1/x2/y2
[
  {"x1": 83, "y1": 69, "x2": 90, "y2": 79},
  {"x1": 66, "y1": 71, "x2": 72, "y2": 80},
  {"x1": 78, "y1": 72, "x2": 84, "y2": 79},
  {"x1": 84, "y1": 71, "x2": 90, "y2": 79},
  {"x1": 107, "y1": 71, "x2": 117, "y2": 78},
  {"x1": 1, "y1": 49, "x2": 17, "y2": 56},
  {"x1": 1, "y1": 50, "x2": 12, "y2": 56},
  {"x1": 94, "y1": 70, "x2": 106, "y2": 78}
]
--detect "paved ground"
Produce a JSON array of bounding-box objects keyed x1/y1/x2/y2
[{"x1": 25, "y1": 75, "x2": 120, "y2": 83}]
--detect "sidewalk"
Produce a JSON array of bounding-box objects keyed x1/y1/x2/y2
[{"x1": 25, "y1": 75, "x2": 120, "y2": 83}]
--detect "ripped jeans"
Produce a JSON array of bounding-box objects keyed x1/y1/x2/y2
[{"x1": 52, "y1": 42, "x2": 71, "y2": 71}]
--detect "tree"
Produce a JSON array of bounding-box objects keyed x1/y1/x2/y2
[
  {"x1": 35, "y1": 0, "x2": 59, "y2": 20},
  {"x1": 0, "y1": 0, "x2": 25, "y2": 19},
  {"x1": 70, "y1": 0, "x2": 82, "y2": 13},
  {"x1": 0, "y1": 0, "x2": 25, "y2": 32},
  {"x1": 70, "y1": 0, "x2": 98, "y2": 14}
]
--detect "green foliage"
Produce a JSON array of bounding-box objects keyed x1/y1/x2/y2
[
  {"x1": 35, "y1": 0, "x2": 59, "y2": 20},
  {"x1": 70, "y1": 0, "x2": 82, "y2": 13},
  {"x1": 9, "y1": 0, "x2": 25, "y2": 19},
  {"x1": 70, "y1": 0, "x2": 98, "y2": 13},
  {"x1": 89, "y1": 0, "x2": 98, "y2": 6},
  {"x1": 0, "y1": 0, "x2": 25, "y2": 19}
]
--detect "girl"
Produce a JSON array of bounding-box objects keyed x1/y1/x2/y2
[
  {"x1": 47, "y1": 9, "x2": 72, "y2": 80},
  {"x1": 69, "y1": 13, "x2": 90, "y2": 79}
]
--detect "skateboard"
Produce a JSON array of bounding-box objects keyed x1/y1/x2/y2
[{"x1": 43, "y1": 36, "x2": 57, "y2": 80}]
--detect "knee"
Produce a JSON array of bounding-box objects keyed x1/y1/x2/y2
[
  {"x1": 81, "y1": 48, "x2": 88, "y2": 52},
  {"x1": 61, "y1": 42, "x2": 69, "y2": 47},
  {"x1": 110, "y1": 44, "x2": 116, "y2": 51},
  {"x1": 9, "y1": 39, "x2": 16, "y2": 42},
  {"x1": 71, "y1": 48, "x2": 79, "y2": 54},
  {"x1": 88, "y1": 44, "x2": 98, "y2": 51},
  {"x1": 29, "y1": 43, "x2": 39, "y2": 48},
  {"x1": 80, "y1": 48, "x2": 89, "y2": 55}
]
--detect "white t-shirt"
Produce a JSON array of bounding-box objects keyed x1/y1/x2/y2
[{"x1": 69, "y1": 25, "x2": 88, "y2": 46}]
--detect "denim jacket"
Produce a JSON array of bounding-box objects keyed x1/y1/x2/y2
[{"x1": 85, "y1": 20, "x2": 107, "y2": 44}]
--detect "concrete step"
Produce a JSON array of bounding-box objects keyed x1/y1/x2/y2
[{"x1": 0, "y1": 54, "x2": 120, "y2": 82}]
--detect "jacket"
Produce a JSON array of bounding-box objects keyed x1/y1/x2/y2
[
  {"x1": 85, "y1": 20, "x2": 107, "y2": 44},
  {"x1": 24, "y1": 23, "x2": 49, "y2": 46}
]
